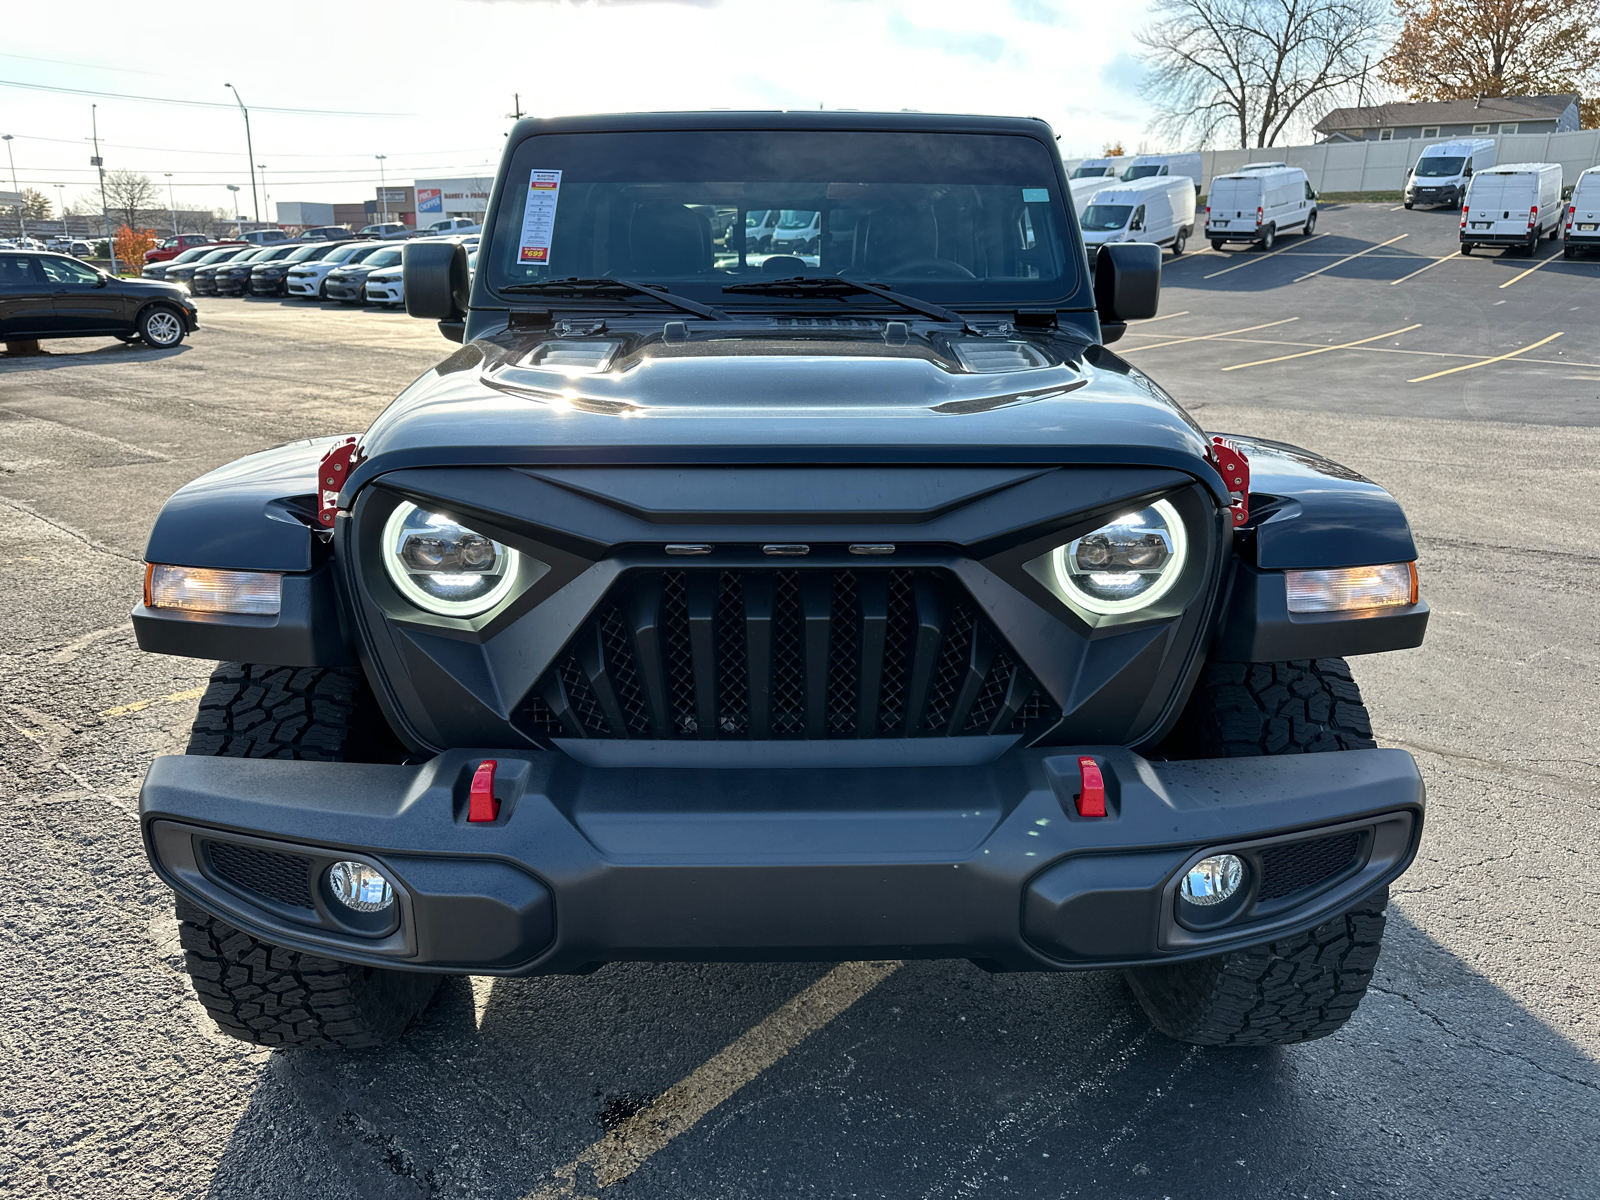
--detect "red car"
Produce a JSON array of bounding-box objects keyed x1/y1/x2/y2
[{"x1": 144, "y1": 234, "x2": 225, "y2": 265}]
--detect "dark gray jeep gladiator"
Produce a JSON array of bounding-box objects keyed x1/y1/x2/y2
[{"x1": 135, "y1": 111, "x2": 1428, "y2": 1050}]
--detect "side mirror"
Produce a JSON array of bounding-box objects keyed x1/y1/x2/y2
[
  {"x1": 1094, "y1": 242, "x2": 1161, "y2": 344},
  {"x1": 95, "y1": 274, "x2": 110, "y2": 287},
  {"x1": 404, "y1": 240, "x2": 470, "y2": 323}
]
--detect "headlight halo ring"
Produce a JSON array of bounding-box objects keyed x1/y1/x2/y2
[
  {"x1": 1050, "y1": 497, "x2": 1189, "y2": 616},
  {"x1": 381, "y1": 499, "x2": 520, "y2": 618}
]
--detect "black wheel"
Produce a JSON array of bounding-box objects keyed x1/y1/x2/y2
[
  {"x1": 176, "y1": 895, "x2": 440, "y2": 1049},
  {"x1": 1403, "y1": 202, "x2": 1413, "y2": 209},
  {"x1": 1126, "y1": 659, "x2": 1385, "y2": 1045},
  {"x1": 1460, "y1": 243, "x2": 1473, "y2": 255},
  {"x1": 1258, "y1": 225, "x2": 1276, "y2": 251},
  {"x1": 1171, "y1": 230, "x2": 1187, "y2": 256},
  {"x1": 138, "y1": 305, "x2": 186, "y2": 348},
  {"x1": 1302, "y1": 210, "x2": 1317, "y2": 236},
  {"x1": 1548, "y1": 224, "x2": 1559, "y2": 241},
  {"x1": 1565, "y1": 245, "x2": 1576, "y2": 260},
  {"x1": 176, "y1": 664, "x2": 428, "y2": 1048},
  {"x1": 1210, "y1": 238, "x2": 1225, "y2": 252},
  {"x1": 1125, "y1": 890, "x2": 1388, "y2": 1046},
  {"x1": 1524, "y1": 233, "x2": 1538, "y2": 256}
]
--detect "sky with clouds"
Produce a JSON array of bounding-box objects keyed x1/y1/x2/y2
[{"x1": 0, "y1": 0, "x2": 1164, "y2": 221}]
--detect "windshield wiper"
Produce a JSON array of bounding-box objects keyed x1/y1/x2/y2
[
  {"x1": 721, "y1": 276, "x2": 974, "y2": 331},
  {"x1": 498, "y1": 277, "x2": 728, "y2": 320}
]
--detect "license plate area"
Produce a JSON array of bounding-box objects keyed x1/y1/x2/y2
[
  {"x1": 1471, "y1": 222, "x2": 1491, "y2": 229},
  {"x1": 1580, "y1": 223, "x2": 1598, "y2": 232}
]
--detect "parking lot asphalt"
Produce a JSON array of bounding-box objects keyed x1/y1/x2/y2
[{"x1": 2, "y1": 208, "x2": 1597, "y2": 1200}]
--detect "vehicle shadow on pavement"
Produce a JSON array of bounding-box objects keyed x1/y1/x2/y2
[
  {"x1": 200, "y1": 909, "x2": 1599, "y2": 1200},
  {"x1": 0, "y1": 341, "x2": 192, "y2": 370}
]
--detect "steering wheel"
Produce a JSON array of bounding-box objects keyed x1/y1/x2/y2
[{"x1": 875, "y1": 257, "x2": 977, "y2": 280}]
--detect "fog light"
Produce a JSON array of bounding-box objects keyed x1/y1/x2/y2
[
  {"x1": 1181, "y1": 854, "x2": 1244, "y2": 906},
  {"x1": 327, "y1": 861, "x2": 394, "y2": 912}
]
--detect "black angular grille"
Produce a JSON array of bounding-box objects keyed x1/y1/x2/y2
[
  {"x1": 522, "y1": 568, "x2": 1055, "y2": 742},
  {"x1": 1258, "y1": 832, "x2": 1362, "y2": 900},
  {"x1": 206, "y1": 841, "x2": 315, "y2": 910}
]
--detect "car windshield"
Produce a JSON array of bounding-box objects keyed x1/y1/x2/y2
[
  {"x1": 284, "y1": 243, "x2": 326, "y2": 262},
  {"x1": 1414, "y1": 156, "x2": 1466, "y2": 178},
  {"x1": 199, "y1": 248, "x2": 241, "y2": 263},
  {"x1": 1081, "y1": 204, "x2": 1132, "y2": 232},
  {"x1": 363, "y1": 248, "x2": 403, "y2": 268},
  {"x1": 171, "y1": 247, "x2": 214, "y2": 263},
  {"x1": 1070, "y1": 166, "x2": 1109, "y2": 179},
  {"x1": 486, "y1": 129, "x2": 1077, "y2": 306},
  {"x1": 324, "y1": 243, "x2": 365, "y2": 264},
  {"x1": 1121, "y1": 165, "x2": 1162, "y2": 180}
]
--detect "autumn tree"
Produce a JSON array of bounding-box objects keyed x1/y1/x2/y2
[
  {"x1": 103, "y1": 169, "x2": 159, "y2": 231},
  {"x1": 1138, "y1": 0, "x2": 1390, "y2": 147},
  {"x1": 1103, "y1": 141, "x2": 1128, "y2": 156},
  {"x1": 22, "y1": 189, "x2": 52, "y2": 221},
  {"x1": 1381, "y1": 0, "x2": 1600, "y2": 127},
  {"x1": 114, "y1": 225, "x2": 159, "y2": 271}
]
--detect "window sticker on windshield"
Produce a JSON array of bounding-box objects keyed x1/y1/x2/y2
[
  {"x1": 1022, "y1": 188, "x2": 1050, "y2": 202},
  {"x1": 518, "y1": 170, "x2": 562, "y2": 265}
]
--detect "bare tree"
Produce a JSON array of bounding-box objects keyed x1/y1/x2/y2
[
  {"x1": 102, "y1": 169, "x2": 160, "y2": 231},
  {"x1": 1138, "y1": 0, "x2": 1390, "y2": 147}
]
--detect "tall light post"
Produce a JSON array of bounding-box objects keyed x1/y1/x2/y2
[
  {"x1": 375, "y1": 154, "x2": 388, "y2": 222},
  {"x1": 224, "y1": 83, "x2": 260, "y2": 222},
  {"x1": 54, "y1": 184, "x2": 66, "y2": 234},
  {"x1": 91, "y1": 104, "x2": 115, "y2": 273},
  {"x1": 226, "y1": 184, "x2": 241, "y2": 236},
  {"x1": 164, "y1": 172, "x2": 177, "y2": 236},
  {"x1": 1, "y1": 134, "x2": 22, "y2": 242},
  {"x1": 257, "y1": 163, "x2": 268, "y2": 223}
]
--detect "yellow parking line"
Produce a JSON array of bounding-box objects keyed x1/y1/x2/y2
[
  {"x1": 523, "y1": 960, "x2": 901, "y2": 1199},
  {"x1": 1293, "y1": 234, "x2": 1408, "y2": 282},
  {"x1": 1498, "y1": 252, "x2": 1563, "y2": 289},
  {"x1": 1121, "y1": 317, "x2": 1299, "y2": 353},
  {"x1": 1202, "y1": 234, "x2": 1323, "y2": 279},
  {"x1": 1222, "y1": 324, "x2": 1421, "y2": 371},
  {"x1": 100, "y1": 686, "x2": 206, "y2": 718},
  {"x1": 1409, "y1": 332, "x2": 1563, "y2": 383}
]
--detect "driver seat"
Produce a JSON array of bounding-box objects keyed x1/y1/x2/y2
[{"x1": 854, "y1": 205, "x2": 940, "y2": 275}]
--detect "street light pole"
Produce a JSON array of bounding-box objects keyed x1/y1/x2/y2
[
  {"x1": 54, "y1": 184, "x2": 65, "y2": 233},
  {"x1": 164, "y1": 172, "x2": 177, "y2": 236},
  {"x1": 227, "y1": 184, "x2": 241, "y2": 237},
  {"x1": 224, "y1": 84, "x2": 260, "y2": 223},
  {"x1": 91, "y1": 104, "x2": 115, "y2": 274},
  {"x1": 1, "y1": 134, "x2": 22, "y2": 242},
  {"x1": 258, "y1": 164, "x2": 268, "y2": 223},
  {"x1": 375, "y1": 155, "x2": 388, "y2": 222}
]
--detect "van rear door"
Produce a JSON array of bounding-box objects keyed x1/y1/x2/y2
[
  {"x1": 1207, "y1": 177, "x2": 1258, "y2": 230},
  {"x1": 1466, "y1": 175, "x2": 1515, "y2": 235},
  {"x1": 1570, "y1": 174, "x2": 1600, "y2": 237}
]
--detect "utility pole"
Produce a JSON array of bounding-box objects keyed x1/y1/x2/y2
[
  {"x1": 258, "y1": 164, "x2": 268, "y2": 223},
  {"x1": 509, "y1": 94, "x2": 524, "y2": 121},
  {"x1": 1357, "y1": 55, "x2": 1370, "y2": 109},
  {"x1": 225, "y1": 84, "x2": 260, "y2": 222},
  {"x1": 54, "y1": 183, "x2": 65, "y2": 232},
  {"x1": 1, "y1": 135, "x2": 21, "y2": 242},
  {"x1": 376, "y1": 155, "x2": 388, "y2": 222},
  {"x1": 91, "y1": 104, "x2": 115, "y2": 274},
  {"x1": 227, "y1": 184, "x2": 241, "y2": 236},
  {"x1": 164, "y1": 172, "x2": 177, "y2": 236}
]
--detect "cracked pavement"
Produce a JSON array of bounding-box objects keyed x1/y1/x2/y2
[{"x1": 2, "y1": 219, "x2": 1598, "y2": 1199}]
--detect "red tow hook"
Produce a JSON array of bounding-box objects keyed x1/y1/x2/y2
[
  {"x1": 1076, "y1": 756, "x2": 1107, "y2": 818},
  {"x1": 468, "y1": 759, "x2": 500, "y2": 823}
]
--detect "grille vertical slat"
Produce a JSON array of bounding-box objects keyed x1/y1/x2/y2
[
  {"x1": 523, "y1": 567, "x2": 1057, "y2": 743},
  {"x1": 904, "y1": 575, "x2": 951, "y2": 736},
  {"x1": 625, "y1": 577, "x2": 673, "y2": 737}
]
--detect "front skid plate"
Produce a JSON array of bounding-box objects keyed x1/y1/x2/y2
[{"x1": 140, "y1": 746, "x2": 1424, "y2": 974}]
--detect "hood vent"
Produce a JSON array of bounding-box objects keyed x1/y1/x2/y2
[
  {"x1": 525, "y1": 339, "x2": 623, "y2": 374},
  {"x1": 950, "y1": 340, "x2": 1051, "y2": 373}
]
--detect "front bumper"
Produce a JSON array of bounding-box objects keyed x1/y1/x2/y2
[
  {"x1": 249, "y1": 275, "x2": 287, "y2": 295},
  {"x1": 325, "y1": 278, "x2": 366, "y2": 300},
  {"x1": 141, "y1": 746, "x2": 1423, "y2": 975},
  {"x1": 215, "y1": 275, "x2": 252, "y2": 294},
  {"x1": 286, "y1": 275, "x2": 322, "y2": 296}
]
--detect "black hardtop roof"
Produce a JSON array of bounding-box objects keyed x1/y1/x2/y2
[{"x1": 507, "y1": 110, "x2": 1057, "y2": 141}]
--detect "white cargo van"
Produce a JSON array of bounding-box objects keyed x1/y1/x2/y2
[
  {"x1": 1068, "y1": 175, "x2": 1115, "y2": 216},
  {"x1": 1120, "y1": 153, "x2": 1204, "y2": 195},
  {"x1": 1404, "y1": 138, "x2": 1495, "y2": 210},
  {"x1": 1563, "y1": 166, "x2": 1600, "y2": 258},
  {"x1": 1070, "y1": 158, "x2": 1120, "y2": 181},
  {"x1": 1460, "y1": 163, "x2": 1564, "y2": 255},
  {"x1": 1080, "y1": 176, "x2": 1198, "y2": 256},
  {"x1": 1205, "y1": 167, "x2": 1317, "y2": 250}
]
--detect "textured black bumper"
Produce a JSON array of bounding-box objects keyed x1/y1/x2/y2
[{"x1": 141, "y1": 746, "x2": 1424, "y2": 975}]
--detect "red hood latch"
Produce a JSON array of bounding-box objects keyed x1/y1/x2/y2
[
  {"x1": 316, "y1": 437, "x2": 364, "y2": 529},
  {"x1": 1209, "y1": 436, "x2": 1250, "y2": 528}
]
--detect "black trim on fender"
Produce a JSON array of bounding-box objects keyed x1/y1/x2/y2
[{"x1": 1209, "y1": 560, "x2": 1428, "y2": 662}]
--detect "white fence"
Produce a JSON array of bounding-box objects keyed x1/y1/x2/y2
[{"x1": 1073, "y1": 129, "x2": 1600, "y2": 195}]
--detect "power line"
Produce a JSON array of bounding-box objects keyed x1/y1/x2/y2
[
  {"x1": 12, "y1": 132, "x2": 493, "y2": 160},
  {"x1": 0, "y1": 77, "x2": 413, "y2": 117}
]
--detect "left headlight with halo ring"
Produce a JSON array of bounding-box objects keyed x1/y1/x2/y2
[
  {"x1": 381, "y1": 500, "x2": 519, "y2": 617},
  {"x1": 1050, "y1": 498, "x2": 1189, "y2": 616}
]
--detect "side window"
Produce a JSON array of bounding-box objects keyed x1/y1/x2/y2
[
  {"x1": 1305, "y1": 181, "x2": 1315, "y2": 201},
  {"x1": 1378, "y1": 129, "x2": 1394, "y2": 141},
  {"x1": 0, "y1": 256, "x2": 40, "y2": 288},
  {"x1": 40, "y1": 257, "x2": 99, "y2": 285},
  {"x1": 1131, "y1": 204, "x2": 1146, "y2": 230}
]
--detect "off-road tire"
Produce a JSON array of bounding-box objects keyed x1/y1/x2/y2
[
  {"x1": 1125, "y1": 890, "x2": 1388, "y2": 1045},
  {"x1": 1166, "y1": 658, "x2": 1378, "y2": 759},
  {"x1": 176, "y1": 896, "x2": 440, "y2": 1049},
  {"x1": 186, "y1": 663, "x2": 408, "y2": 762}
]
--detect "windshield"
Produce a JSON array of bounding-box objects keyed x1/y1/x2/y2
[
  {"x1": 486, "y1": 129, "x2": 1076, "y2": 306},
  {"x1": 1413, "y1": 156, "x2": 1466, "y2": 178},
  {"x1": 1070, "y1": 166, "x2": 1110, "y2": 179},
  {"x1": 284, "y1": 243, "x2": 326, "y2": 262},
  {"x1": 1121, "y1": 165, "x2": 1162, "y2": 180},
  {"x1": 362, "y1": 248, "x2": 403, "y2": 269},
  {"x1": 325, "y1": 242, "x2": 365, "y2": 264},
  {"x1": 172, "y1": 247, "x2": 213, "y2": 263},
  {"x1": 1081, "y1": 204, "x2": 1132, "y2": 232}
]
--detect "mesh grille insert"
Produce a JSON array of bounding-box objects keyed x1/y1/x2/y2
[
  {"x1": 1257, "y1": 832, "x2": 1362, "y2": 900},
  {"x1": 206, "y1": 841, "x2": 316, "y2": 910},
  {"x1": 521, "y1": 567, "x2": 1055, "y2": 742}
]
